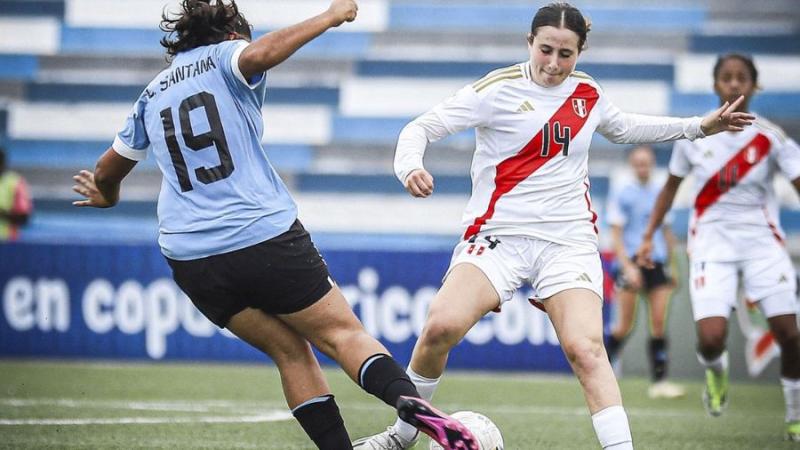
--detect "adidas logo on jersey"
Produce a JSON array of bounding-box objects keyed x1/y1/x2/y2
[
  {"x1": 779, "y1": 274, "x2": 788, "y2": 283},
  {"x1": 575, "y1": 272, "x2": 592, "y2": 283},
  {"x1": 516, "y1": 100, "x2": 535, "y2": 113}
]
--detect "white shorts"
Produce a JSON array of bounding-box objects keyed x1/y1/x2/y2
[
  {"x1": 689, "y1": 248, "x2": 798, "y2": 321},
  {"x1": 444, "y1": 234, "x2": 604, "y2": 306}
]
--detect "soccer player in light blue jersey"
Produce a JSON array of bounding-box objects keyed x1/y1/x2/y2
[
  {"x1": 71, "y1": 1, "x2": 477, "y2": 449},
  {"x1": 605, "y1": 145, "x2": 685, "y2": 399}
]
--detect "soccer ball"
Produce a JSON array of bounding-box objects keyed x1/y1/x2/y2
[{"x1": 428, "y1": 411, "x2": 504, "y2": 450}]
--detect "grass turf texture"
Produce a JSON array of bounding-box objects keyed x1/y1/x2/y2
[{"x1": 0, "y1": 360, "x2": 791, "y2": 449}]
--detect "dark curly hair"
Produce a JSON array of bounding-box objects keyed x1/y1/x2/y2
[{"x1": 160, "y1": 0, "x2": 252, "y2": 60}]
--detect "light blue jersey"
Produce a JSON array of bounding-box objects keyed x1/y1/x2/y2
[
  {"x1": 606, "y1": 179, "x2": 669, "y2": 263},
  {"x1": 113, "y1": 40, "x2": 297, "y2": 260}
]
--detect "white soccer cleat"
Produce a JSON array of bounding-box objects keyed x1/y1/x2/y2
[
  {"x1": 647, "y1": 380, "x2": 686, "y2": 399},
  {"x1": 352, "y1": 426, "x2": 419, "y2": 450}
]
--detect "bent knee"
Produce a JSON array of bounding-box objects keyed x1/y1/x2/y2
[
  {"x1": 563, "y1": 337, "x2": 606, "y2": 374},
  {"x1": 419, "y1": 318, "x2": 465, "y2": 350},
  {"x1": 697, "y1": 332, "x2": 726, "y2": 353}
]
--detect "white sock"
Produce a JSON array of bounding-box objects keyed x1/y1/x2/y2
[
  {"x1": 591, "y1": 405, "x2": 633, "y2": 450},
  {"x1": 697, "y1": 350, "x2": 728, "y2": 374},
  {"x1": 393, "y1": 367, "x2": 441, "y2": 441},
  {"x1": 782, "y1": 377, "x2": 800, "y2": 422}
]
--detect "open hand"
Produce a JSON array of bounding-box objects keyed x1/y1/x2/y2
[
  {"x1": 72, "y1": 170, "x2": 113, "y2": 208},
  {"x1": 405, "y1": 168, "x2": 434, "y2": 198},
  {"x1": 700, "y1": 95, "x2": 755, "y2": 136}
]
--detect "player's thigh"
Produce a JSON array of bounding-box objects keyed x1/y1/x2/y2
[
  {"x1": 278, "y1": 284, "x2": 367, "y2": 347},
  {"x1": 544, "y1": 287, "x2": 604, "y2": 347},
  {"x1": 425, "y1": 262, "x2": 503, "y2": 338},
  {"x1": 227, "y1": 307, "x2": 317, "y2": 363},
  {"x1": 742, "y1": 249, "x2": 798, "y2": 318},
  {"x1": 689, "y1": 260, "x2": 738, "y2": 321},
  {"x1": 612, "y1": 288, "x2": 638, "y2": 334}
]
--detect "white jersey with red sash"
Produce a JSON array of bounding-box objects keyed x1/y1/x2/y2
[
  {"x1": 395, "y1": 62, "x2": 704, "y2": 251},
  {"x1": 669, "y1": 115, "x2": 800, "y2": 261}
]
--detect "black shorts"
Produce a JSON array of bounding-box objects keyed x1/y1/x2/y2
[
  {"x1": 166, "y1": 220, "x2": 333, "y2": 328},
  {"x1": 615, "y1": 262, "x2": 672, "y2": 292}
]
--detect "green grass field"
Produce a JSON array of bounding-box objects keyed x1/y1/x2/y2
[{"x1": 0, "y1": 359, "x2": 794, "y2": 449}]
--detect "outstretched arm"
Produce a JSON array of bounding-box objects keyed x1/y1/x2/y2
[
  {"x1": 600, "y1": 95, "x2": 755, "y2": 144},
  {"x1": 238, "y1": 0, "x2": 357, "y2": 78},
  {"x1": 73, "y1": 148, "x2": 137, "y2": 208},
  {"x1": 636, "y1": 174, "x2": 683, "y2": 267}
]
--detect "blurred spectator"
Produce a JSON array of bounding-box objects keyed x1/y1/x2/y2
[
  {"x1": 0, "y1": 147, "x2": 32, "y2": 241},
  {"x1": 605, "y1": 145, "x2": 685, "y2": 399}
]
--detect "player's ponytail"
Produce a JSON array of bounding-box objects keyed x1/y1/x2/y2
[{"x1": 160, "y1": 0, "x2": 252, "y2": 60}]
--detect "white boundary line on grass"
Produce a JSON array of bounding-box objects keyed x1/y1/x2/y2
[
  {"x1": 1, "y1": 397, "x2": 783, "y2": 427},
  {"x1": 0, "y1": 412, "x2": 293, "y2": 426}
]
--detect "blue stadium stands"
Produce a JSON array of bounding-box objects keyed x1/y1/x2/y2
[
  {"x1": 388, "y1": 4, "x2": 706, "y2": 31},
  {"x1": 0, "y1": 55, "x2": 38, "y2": 79},
  {"x1": 0, "y1": 0, "x2": 799, "y2": 244},
  {"x1": 0, "y1": 0, "x2": 64, "y2": 18}
]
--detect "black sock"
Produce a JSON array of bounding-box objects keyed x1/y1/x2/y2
[
  {"x1": 358, "y1": 353, "x2": 420, "y2": 408},
  {"x1": 292, "y1": 394, "x2": 352, "y2": 450},
  {"x1": 605, "y1": 334, "x2": 625, "y2": 362},
  {"x1": 649, "y1": 337, "x2": 668, "y2": 382}
]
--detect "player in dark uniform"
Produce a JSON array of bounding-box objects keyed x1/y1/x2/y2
[{"x1": 71, "y1": 1, "x2": 477, "y2": 449}]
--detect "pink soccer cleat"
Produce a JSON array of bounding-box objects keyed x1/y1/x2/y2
[{"x1": 396, "y1": 396, "x2": 479, "y2": 450}]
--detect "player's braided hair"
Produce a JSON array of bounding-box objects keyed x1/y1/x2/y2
[
  {"x1": 713, "y1": 53, "x2": 759, "y2": 85},
  {"x1": 160, "y1": 0, "x2": 252, "y2": 60},
  {"x1": 530, "y1": 2, "x2": 591, "y2": 52}
]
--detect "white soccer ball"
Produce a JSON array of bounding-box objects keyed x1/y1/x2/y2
[{"x1": 428, "y1": 411, "x2": 504, "y2": 450}]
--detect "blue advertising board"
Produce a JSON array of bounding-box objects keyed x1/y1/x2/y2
[{"x1": 0, "y1": 241, "x2": 615, "y2": 372}]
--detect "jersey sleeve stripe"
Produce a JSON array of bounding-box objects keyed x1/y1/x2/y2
[
  {"x1": 474, "y1": 74, "x2": 523, "y2": 92},
  {"x1": 112, "y1": 135, "x2": 147, "y2": 161},
  {"x1": 569, "y1": 71, "x2": 594, "y2": 81},
  {"x1": 231, "y1": 41, "x2": 263, "y2": 90},
  {"x1": 472, "y1": 66, "x2": 522, "y2": 91}
]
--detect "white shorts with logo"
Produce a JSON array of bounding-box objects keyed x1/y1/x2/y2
[
  {"x1": 689, "y1": 247, "x2": 798, "y2": 321},
  {"x1": 444, "y1": 234, "x2": 604, "y2": 306}
]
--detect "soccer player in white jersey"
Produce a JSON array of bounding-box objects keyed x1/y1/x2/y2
[
  {"x1": 352, "y1": 3, "x2": 754, "y2": 449},
  {"x1": 70, "y1": 1, "x2": 478, "y2": 449},
  {"x1": 637, "y1": 53, "x2": 800, "y2": 441}
]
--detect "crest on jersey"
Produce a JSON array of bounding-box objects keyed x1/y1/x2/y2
[
  {"x1": 572, "y1": 98, "x2": 587, "y2": 118},
  {"x1": 745, "y1": 146, "x2": 758, "y2": 164}
]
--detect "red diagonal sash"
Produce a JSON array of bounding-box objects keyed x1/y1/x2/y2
[
  {"x1": 694, "y1": 133, "x2": 771, "y2": 218},
  {"x1": 463, "y1": 83, "x2": 600, "y2": 240}
]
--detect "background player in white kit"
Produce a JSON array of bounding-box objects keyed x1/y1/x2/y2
[
  {"x1": 70, "y1": 1, "x2": 478, "y2": 449},
  {"x1": 353, "y1": 3, "x2": 754, "y2": 450},
  {"x1": 637, "y1": 53, "x2": 800, "y2": 441}
]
